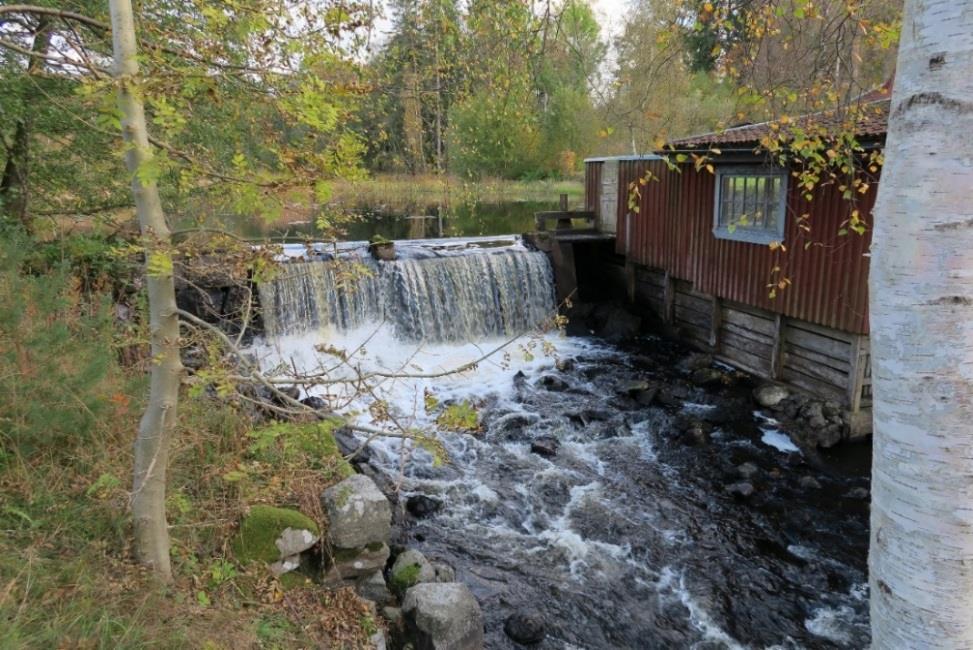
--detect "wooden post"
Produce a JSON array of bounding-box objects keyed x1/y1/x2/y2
[
  {"x1": 625, "y1": 261, "x2": 636, "y2": 304},
  {"x1": 848, "y1": 334, "x2": 865, "y2": 411},
  {"x1": 770, "y1": 314, "x2": 785, "y2": 379},
  {"x1": 559, "y1": 193, "x2": 569, "y2": 211},
  {"x1": 709, "y1": 296, "x2": 722, "y2": 351},
  {"x1": 551, "y1": 241, "x2": 578, "y2": 304},
  {"x1": 663, "y1": 271, "x2": 675, "y2": 324}
]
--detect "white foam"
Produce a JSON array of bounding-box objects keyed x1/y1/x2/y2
[
  {"x1": 657, "y1": 567, "x2": 746, "y2": 650},
  {"x1": 760, "y1": 427, "x2": 801, "y2": 454},
  {"x1": 804, "y1": 605, "x2": 856, "y2": 644},
  {"x1": 472, "y1": 483, "x2": 499, "y2": 503},
  {"x1": 786, "y1": 544, "x2": 816, "y2": 561},
  {"x1": 753, "y1": 410, "x2": 780, "y2": 425},
  {"x1": 248, "y1": 324, "x2": 600, "y2": 437},
  {"x1": 683, "y1": 401, "x2": 717, "y2": 413},
  {"x1": 532, "y1": 482, "x2": 632, "y2": 577}
]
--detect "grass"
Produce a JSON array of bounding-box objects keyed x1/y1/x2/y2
[{"x1": 0, "y1": 391, "x2": 376, "y2": 649}]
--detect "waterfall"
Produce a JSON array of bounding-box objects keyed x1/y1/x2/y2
[{"x1": 258, "y1": 249, "x2": 556, "y2": 342}]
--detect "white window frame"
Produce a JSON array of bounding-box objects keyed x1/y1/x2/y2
[{"x1": 713, "y1": 166, "x2": 788, "y2": 245}]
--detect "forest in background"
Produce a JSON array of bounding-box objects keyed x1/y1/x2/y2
[{"x1": 1, "y1": 0, "x2": 900, "y2": 237}]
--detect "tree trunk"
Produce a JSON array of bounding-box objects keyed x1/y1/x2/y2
[
  {"x1": 0, "y1": 18, "x2": 51, "y2": 231},
  {"x1": 869, "y1": 0, "x2": 973, "y2": 644},
  {"x1": 109, "y1": 0, "x2": 183, "y2": 581},
  {"x1": 402, "y1": 64, "x2": 425, "y2": 174}
]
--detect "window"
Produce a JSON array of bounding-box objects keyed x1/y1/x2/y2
[{"x1": 713, "y1": 167, "x2": 787, "y2": 244}]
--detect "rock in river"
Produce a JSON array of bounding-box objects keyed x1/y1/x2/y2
[
  {"x1": 407, "y1": 494, "x2": 443, "y2": 518},
  {"x1": 798, "y1": 475, "x2": 822, "y2": 490},
  {"x1": 725, "y1": 482, "x2": 755, "y2": 499},
  {"x1": 690, "y1": 367, "x2": 725, "y2": 387},
  {"x1": 530, "y1": 435, "x2": 560, "y2": 458},
  {"x1": 537, "y1": 374, "x2": 569, "y2": 392},
  {"x1": 391, "y1": 548, "x2": 437, "y2": 596},
  {"x1": 737, "y1": 462, "x2": 760, "y2": 479},
  {"x1": 753, "y1": 383, "x2": 790, "y2": 408},
  {"x1": 504, "y1": 611, "x2": 546, "y2": 645}
]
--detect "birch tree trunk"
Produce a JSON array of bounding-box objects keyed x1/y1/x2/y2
[
  {"x1": 109, "y1": 0, "x2": 183, "y2": 580},
  {"x1": 869, "y1": 0, "x2": 973, "y2": 644}
]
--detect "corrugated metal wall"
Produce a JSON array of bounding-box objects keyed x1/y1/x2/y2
[
  {"x1": 584, "y1": 159, "x2": 874, "y2": 335},
  {"x1": 585, "y1": 162, "x2": 601, "y2": 213}
]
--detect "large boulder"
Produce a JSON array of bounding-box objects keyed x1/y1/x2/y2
[
  {"x1": 402, "y1": 583, "x2": 484, "y2": 650},
  {"x1": 321, "y1": 474, "x2": 391, "y2": 549}
]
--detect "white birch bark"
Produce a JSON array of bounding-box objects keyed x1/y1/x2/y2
[
  {"x1": 869, "y1": 0, "x2": 973, "y2": 645},
  {"x1": 108, "y1": 0, "x2": 183, "y2": 580}
]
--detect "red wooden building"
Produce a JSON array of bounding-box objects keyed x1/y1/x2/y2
[{"x1": 583, "y1": 94, "x2": 889, "y2": 436}]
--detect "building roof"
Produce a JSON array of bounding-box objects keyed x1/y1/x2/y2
[{"x1": 668, "y1": 85, "x2": 891, "y2": 150}]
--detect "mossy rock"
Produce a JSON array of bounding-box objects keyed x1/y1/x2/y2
[
  {"x1": 389, "y1": 549, "x2": 436, "y2": 596},
  {"x1": 390, "y1": 563, "x2": 422, "y2": 595},
  {"x1": 231, "y1": 505, "x2": 320, "y2": 565}
]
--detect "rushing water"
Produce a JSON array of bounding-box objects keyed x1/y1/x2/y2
[
  {"x1": 251, "y1": 243, "x2": 870, "y2": 649},
  {"x1": 258, "y1": 246, "x2": 555, "y2": 342}
]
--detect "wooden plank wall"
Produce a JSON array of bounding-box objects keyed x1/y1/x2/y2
[{"x1": 631, "y1": 264, "x2": 871, "y2": 411}]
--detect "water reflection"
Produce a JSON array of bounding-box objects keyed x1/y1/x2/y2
[{"x1": 220, "y1": 200, "x2": 566, "y2": 241}]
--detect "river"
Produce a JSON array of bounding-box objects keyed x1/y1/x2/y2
[{"x1": 249, "y1": 239, "x2": 871, "y2": 649}]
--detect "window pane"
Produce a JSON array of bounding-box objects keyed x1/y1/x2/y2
[{"x1": 717, "y1": 172, "x2": 785, "y2": 239}]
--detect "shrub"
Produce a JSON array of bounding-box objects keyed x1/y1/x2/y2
[{"x1": 0, "y1": 232, "x2": 121, "y2": 459}]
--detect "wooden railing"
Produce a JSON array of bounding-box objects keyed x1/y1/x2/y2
[{"x1": 534, "y1": 210, "x2": 596, "y2": 232}]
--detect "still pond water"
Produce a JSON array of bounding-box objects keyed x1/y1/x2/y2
[{"x1": 218, "y1": 200, "x2": 575, "y2": 242}]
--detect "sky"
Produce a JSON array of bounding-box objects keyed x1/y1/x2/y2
[
  {"x1": 589, "y1": 0, "x2": 631, "y2": 42},
  {"x1": 370, "y1": 0, "x2": 633, "y2": 53}
]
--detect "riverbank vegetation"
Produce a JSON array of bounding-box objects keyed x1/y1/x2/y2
[{"x1": 0, "y1": 233, "x2": 378, "y2": 647}]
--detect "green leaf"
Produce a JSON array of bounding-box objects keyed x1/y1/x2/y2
[
  {"x1": 314, "y1": 180, "x2": 333, "y2": 203},
  {"x1": 86, "y1": 472, "x2": 122, "y2": 498},
  {"x1": 135, "y1": 156, "x2": 164, "y2": 186},
  {"x1": 146, "y1": 251, "x2": 173, "y2": 277},
  {"x1": 222, "y1": 469, "x2": 249, "y2": 483}
]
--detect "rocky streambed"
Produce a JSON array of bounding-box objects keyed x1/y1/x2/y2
[{"x1": 355, "y1": 334, "x2": 871, "y2": 649}]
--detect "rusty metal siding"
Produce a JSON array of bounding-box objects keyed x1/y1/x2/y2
[
  {"x1": 587, "y1": 158, "x2": 874, "y2": 335},
  {"x1": 584, "y1": 161, "x2": 602, "y2": 213}
]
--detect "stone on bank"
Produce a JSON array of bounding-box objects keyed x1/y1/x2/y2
[
  {"x1": 402, "y1": 582, "x2": 484, "y2": 650},
  {"x1": 321, "y1": 473, "x2": 392, "y2": 549},
  {"x1": 390, "y1": 548, "x2": 437, "y2": 596},
  {"x1": 319, "y1": 474, "x2": 394, "y2": 588},
  {"x1": 231, "y1": 505, "x2": 320, "y2": 576}
]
